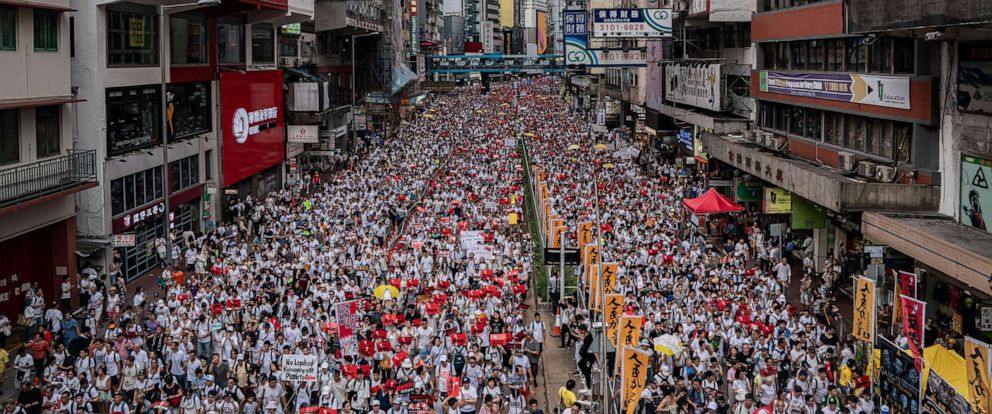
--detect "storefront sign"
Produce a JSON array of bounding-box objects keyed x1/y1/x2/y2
[
  {"x1": 922, "y1": 370, "x2": 973, "y2": 414},
  {"x1": 665, "y1": 63, "x2": 722, "y2": 111},
  {"x1": 287, "y1": 125, "x2": 319, "y2": 143},
  {"x1": 878, "y1": 336, "x2": 921, "y2": 414},
  {"x1": 112, "y1": 234, "x2": 136, "y2": 247},
  {"x1": 791, "y1": 196, "x2": 826, "y2": 229},
  {"x1": 221, "y1": 70, "x2": 285, "y2": 187},
  {"x1": 980, "y1": 306, "x2": 992, "y2": 331},
  {"x1": 410, "y1": 0, "x2": 418, "y2": 56},
  {"x1": 121, "y1": 202, "x2": 165, "y2": 229},
  {"x1": 762, "y1": 188, "x2": 792, "y2": 214},
  {"x1": 592, "y1": 8, "x2": 672, "y2": 38},
  {"x1": 565, "y1": 10, "x2": 646, "y2": 67},
  {"x1": 958, "y1": 43, "x2": 992, "y2": 114},
  {"x1": 960, "y1": 155, "x2": 992, "y2": 234},
  {"x1": 678, "y1": 127, "x2": 693, "y2": 153},
  {"x1": 759, "y1": 71, "x2": 911, "y2": 109}
]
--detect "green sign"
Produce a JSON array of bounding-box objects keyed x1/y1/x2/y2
[
  {"x1": 791, "y1": 195, "x2": 826, "y2": 229},
  {"x1": 735, "y1": 180, "x2": 762, "y2": 203},
  {"x1": 281, "y1": 23, "x2": 301, "y2": 34}
]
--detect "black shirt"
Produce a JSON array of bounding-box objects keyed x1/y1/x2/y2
[{"x1": 17, "y1": 387, "x2": 43, "y2": 414}]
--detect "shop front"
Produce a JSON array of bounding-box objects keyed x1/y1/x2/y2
[{"x1": 0, "y1": 219, "x2": 75, "y2": 321}]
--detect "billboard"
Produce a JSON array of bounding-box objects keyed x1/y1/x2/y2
[
  {"x1": 565, "y1": 10, "x2": 647, "y2": 67},
  {"x1": 536, "y1": 11, "x2": 548, "y2": 54},
  {"x1": 763, "y1": 188, "x2": 792, "y2": 214},
  {"x1": 960, "y1": 155, "x2": 992, "y2": 233},
  {"x1": 959, "y1": 43, "x2": 992, "y2": 114},
  {"x1": 220, "y1": 70, "x2": 285, "y2": 187},
  {"x1": 665, "y1": 63, "x2": 722, "y2": 111},
  {"x1": 759, "y1": 71, "x2": 911, "y2": 109},
  {"x1": 499, "y1": 0, "x2": 514, "y2": 28},
  {"x1": 592, "y1": 8, "x2": 672, "y2": 38}
]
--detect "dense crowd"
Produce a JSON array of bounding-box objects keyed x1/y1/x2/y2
[{"x1": 2, "y1": 78, "x2": 872, "y2": 414}]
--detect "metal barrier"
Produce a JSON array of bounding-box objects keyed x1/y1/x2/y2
[{"x1": 0, "y1": 149, "x2": 97, "y2": 208}]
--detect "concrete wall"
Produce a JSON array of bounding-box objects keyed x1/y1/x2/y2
[
  {"x1": 752, "y1": 0, "x2": 843, "y2": 42},
  {"x1": 0, "y1": 1, "x2": 72, "y2": 101},
  {"x1": 847, "y1": 0, "x2": 992, "y2": 33}
]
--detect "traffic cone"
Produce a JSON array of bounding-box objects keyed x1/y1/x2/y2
[{"x1": 552, "y1": 308, "x2": 561, "y2": 337}]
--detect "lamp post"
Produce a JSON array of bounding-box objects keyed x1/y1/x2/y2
[
  {"x1": 158, "y1": 0, "x2": 220, "y2": 270},
  {"x1": 351, "y1": 32, "x2": 380, "y2": 154}
]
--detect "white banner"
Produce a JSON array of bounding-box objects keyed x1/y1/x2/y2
[
  {"x1": 665, "y1": 63, "x2": 722, "y2": 111},
  {"x1": 287, "y1": 125, "x2": 319, "y2": 143},
  {"x1": 112, "y1": 234, "x2": 136, "y2": 247},
  {"x1": 460, "y1": 230, "x2": 494, "y2": 260},
  {"x1": 281, "y1": 355, "x2": 319, "y2": 382}
]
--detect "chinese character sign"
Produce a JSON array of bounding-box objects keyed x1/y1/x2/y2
[
  {"x1": 899, "y1": 271, "x2": 917, "y2": 298},
  {"x1": 601, "y1": 262, "x2": 619, "y2": 293},
  {"x1": 336, "y1": 300, "x2": 360, "y2": 356},
  {"x1": 587, "y1": 264, "x2": 601, "y2": 310},
  {"x1": 578, "y1": 222, "x2": 593, "y2": 251},
  {"x1": 621, "y1": 346, "x2": 650, "y2": 414},
  {"x1": 604, "y1": 294, "x2": 625, "y2": 348},
  {"x1": 900, "y1": 295, "x2": 926, "y2": 371},
  {"x1": 964, "y1": 337, "x2": 992, "y2": 414},
  {"x1": 616, "y1": 315, "x2": 643, "y2": 375},
  {"x1": 852, "y1": 276, "x2": 875, "y2": 342}
]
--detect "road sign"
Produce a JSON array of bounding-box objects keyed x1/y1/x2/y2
[{"x1": 544, "y1": 248, "x2": 580, "y2": 265}]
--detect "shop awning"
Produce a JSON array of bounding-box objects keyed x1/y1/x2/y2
[
  {"x1": 0, "y1": 96, "x2": 84, "y2": 110},
  {"x1": 75, "y1": 239, "x2": 110, "y2": 258},
  {"x1": 862, "y1": 212, "x2": 992, "y2": 296},
  {"x1": 682, "y1": 188, "x2": 744, "y2": 214},
  {"x1": 0, "y1": 0, "x2": 75, "y2": 12}
]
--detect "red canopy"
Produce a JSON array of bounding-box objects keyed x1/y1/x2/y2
[{"x1": 682, "y1": 188, "x2": 744, "y2": 214}]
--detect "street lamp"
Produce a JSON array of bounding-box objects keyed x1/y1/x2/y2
[
  {"x1": 351, "y1": 32, "x2": 380, "y2": 153},
  {"x1": 158, "y1": 0, "x2": 221, "y2": 270}
]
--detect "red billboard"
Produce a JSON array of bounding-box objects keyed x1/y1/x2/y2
[
  {"x1": 220, "y1": 70, "x2": 285, "y2": 187},
  {"x1": 464, "y1": 42, "x2": 483, "y2": 53}
]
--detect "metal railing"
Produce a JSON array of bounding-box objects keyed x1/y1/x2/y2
[{"x1": 0, "y1": 150, "x2": 98, "y2": 208}]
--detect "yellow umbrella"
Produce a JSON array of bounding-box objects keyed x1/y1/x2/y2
[
  {"x1": 593, "y1": 143, "x2": 608, "y2": 150},
  {"x1": 373, "y1": 284, "x2": 400, "y2": 301},
  {"x1": 567, "y1": 144, "x2": 580, "y2": 150},
  {"x1": 423, "y1": 114, "x2": 434, "y2": 119},
  {"x1": 524, "y1": 132, "x2": 536, "y2": 137},
  {"x1": 603, "y1": 163, "x2": 616, "y2": 169}
]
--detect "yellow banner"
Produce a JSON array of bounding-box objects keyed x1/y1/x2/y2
[
  {"x1": 621, "y1": 346, "x2": 650, "y2": 414},
  {"x1": 508, "y1": 212, "x2": 518, "y2": 225},
  {"x1": 604, "y1": 294, "x2": 624, "y2": 348},
  {"x1": 548, "y1": 218, "x2": 564, "y2": 244},
  {"x1": 852, "y1": 277, "x2": 876, "y2": 342},
  {"x1": 616, "y1": 315, "x2": 643, "y2": 375},
  {"x1": 587, "y1": 264, "x2": 601, "y2": 310},
  {"x1": 601, "y1": 262, "x2": 619, "y2": 294},
  {"x1": 550, "y1": 225, "x2": 565, "y2": 249},
  {"x1": 965, "y1": 337, "x2": 992, "y2": 414},
  {"x1": 582, "y1": 243, "x2": 599, "y2": 276},
  {"x1": 577, "y1": 222, "x2": 593, "y2": 255}
]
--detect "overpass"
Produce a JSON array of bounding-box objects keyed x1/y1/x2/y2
[{"x1": 427, "y1": 54, "x2": 565, "y2": 73}]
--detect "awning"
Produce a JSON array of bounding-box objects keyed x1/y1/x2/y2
[
  {"x1": 683, "y1": 188, "x2": 744, "y2": 214},
  {"x1": 75, "y1": 239, "x2": 110, "y2": 257},
  {"x1": 862, "y1": 212, "x2": 992, "y2": 296},
  {"x1": 0, "y1": 96, "x2": 85, "y2": 110},
  {"x1": 0, "y1": 0, "x2": 75, "y2": 12}
]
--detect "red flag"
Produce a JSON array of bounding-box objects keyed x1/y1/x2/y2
[
  {"x1": 899, "y1": 294, "x2": 926, "y2": 371},
  {"x1": 448, "y1": 376, "x2": 461, "y2": 397}
]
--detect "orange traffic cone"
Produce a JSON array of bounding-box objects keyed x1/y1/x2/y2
[{"x1": 552, "y1": 308, "x2": 561, "y2": 337}]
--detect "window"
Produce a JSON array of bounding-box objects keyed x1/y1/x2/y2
[
  {"x1": 808, "y1": 40, "x2": 824, "y2": 71},
  {"x1": 790, "y1": 106, "x2": 805, "y2": 136},
  {"x1": 845, "y1": 115, "x2": 866, "y2": 151},
  {"x1": 0, "y1": 109, "x2": 17, "y2": 164},
  {"x1": 824, "y1": 112, "x2": 843, "y2": 146},
  {"x1": 205, "y1": 149, "x2": 213, "y2": 180},
  {"x1": 118, "y1": 216, "x2": 164, "y2": 281},
  {"x1": 69, "y1": 17, "x2": 74, "y2": 57},
  {"x1": 251, "y1": 23, "x2": 274, "y2": 63},
  {"x1": 279, "y1": 37, "x2": 298, "y2": 58},
  {"x1": 893, "y1": 38, "x2": 914, "y2": 74},
  {"x1": 167, "y1": 82, "x2": 210, "y2": 140},
  {"x1": 217, "y1": 19, "x2": 245, "y2": 64},
  {"x1": 1, "y1": 6, "x2": 15, "y2": 51},
  {"x1": 107, "y1": 6, "x2": 158, "y2": 65},
  {"x1": 867, "y1": 118, "x2": 884, "y2": 155},
  {"x1": 169, "y1": 154, "x2": 199, "y2": 192},
  {"x1": 775, "y1": 43, "x2": 789, "y2": 70},
  {"x1": 825, "y1": 39, "x2": 843, "y2": 72},
  {"x1": 35, "y1": 106, "x2": 60, "y2": 158},
  {"x1": 869, "y1": 38, "x2": 893, "y2": 73},
  {"x1": 847, "y1": 38, "x2": 867, "y2": 72},
  {"x1": 170, "y1": 14, "x2": 207, "y2": 65},
  {"x1": 107, "y1": 85, "x2": 160, "y2": 156},
  {"x1": 791, "y1": 41, "x2": 808, "y2": 71},
  {"x1": 895, "y1": 123, "x2": 911, "y2": 162},
  {"x1": 34, "y1": 10, "x2": 58, "y2": 51},
  {"x1": 806, "y1": 108, "x2": 821, "y2": 139},
  {"x1": 111, "y1": 166, "x2": 163, "y2": 216}
]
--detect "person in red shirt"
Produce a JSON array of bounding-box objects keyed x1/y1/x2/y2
[{"x1": 26, "y1": 333, "x2": 49, "y2": 384}]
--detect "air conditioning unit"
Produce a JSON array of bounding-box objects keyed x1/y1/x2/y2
[
  {"x1": 742, "y1": 130, "x2": 753, "y2": 142},
  {"x1": 838, "y1": 151, "x2": 857, "y2": 172},
  {"x1": 875, "y1": 165, "x2": 897, "y2": 182},
  {"x1": 761, "y1": 132, "x2": 775, "y2": 147},
  {"x1": 856, "y1": 160, "x2": 877, "y2": 179}
]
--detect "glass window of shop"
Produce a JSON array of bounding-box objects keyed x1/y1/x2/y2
[
  {"x1": 251, "y1": 23, "x2": 274, "y2": 64},
  {"x1": 118, "y1": 215, "x2": 165, "y2": 281},
  {"x1": 217, "y1": 18, "x2": 245, "y2": 64},
  {"x1": 111, "y1": 166, "x2": 164, "y2": 217},
  {"x1": 166, "y1": 82, "x2": 210, "y2": 140},
  {"x1": 170, "y1": 154, "x2": 199, "y2": 193},
  {"x1": 107, "y1": 85, "x2": 160, "y2": 156},
  {"x1": 107, "y1": 5, "x2": 158, "y2": 65},
  {"x1": 760, "y1": 38, "x2": 915, "y2": 74},
  {"x1": 170, "y1": 14, "x2": 207, "y2": 65},
  {"x1": 172, "y1": 200, "x2": 198, "y2": 233}
]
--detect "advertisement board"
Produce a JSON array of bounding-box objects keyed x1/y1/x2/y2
[
  {"x1": 678, "y1": 127, "x2": 693, "y2": 153},
  {"x1": 564, "y1": 10, "x2": 646, "y2": 67},
  {"x1": 592, "y1": 8, "x2": 672, "y2": 38},
  {"x1": 759, "y1": 71, "x2": 911, "y2": 109},
  {"x1": 960, "y1": 155, "x2": 992, "y2": 234},
  {"x1": 287, "y1": 125, "x2": 319, "y2": 143},
  {"x1": 878, "y1": 336, "x2": 922, "y2": 414},
  {"x1": 958, "y1": 43, "x2": 992, "y2": 114},
  {"x1": 665, "y1": 63, "x2": 722, "y2": 111},
  {"x1": 410, "y1": 0, "x2": 419, "y2": 56},
  {"x1": 220, "y1": 70, "x2": 285, "y2": 187},
  {"x1": 645, "y1": 41, "x2": 664, "y2": 111},
  {"x1": 536, "y1": 11, "x2": 548, "y2": 54},
  {"x1": 763, "y1": 188, "x2": 792, "y2": 214}
]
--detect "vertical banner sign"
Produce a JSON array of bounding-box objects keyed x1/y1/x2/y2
[
  {"x1": 601, "y1": 262, "x2": 619, "y2": 293},
  {"x1": 336, "y1": 300, "x2": 360, "y2": 356},
  {"x1": 878, "y1": 336, "x2": 922, "y2": 414},
  {"x1": 578, "y1": 222, "x2": 593, "y2": 252},
  {"x1": 964, "y1": 336, "x2": 992, "y2": 414},
  {"x1": 620, "y1": 346, "x2": 650, "y2": 414},
  {"x1": 900, "y1": 295, "x2": 926, "y2": 372},
  {"x1": 582, "y1": 243, "x2": 599, "y2": 278},
  {"x1": 899, "y1": 271, "x2": 918, "y2": 298},
  {"x1": 922, "y1": 370, "x2": 973, "y2": 414},
  {"x1": 604, "y1": 294, "x2": 625, "y2": 348},
  {"x1": 536, "y1": 11, "x2": 548, "y2": 54},
  {"x1": 960, "y1": 155, "x2": 992, "y2": 234},
  {"x1": 587, "y1": 264, "x2": 601, "y2": 310},
  {"x1": 128, "y1": 18, "x2": 145, "y2": 47},
  {"x1": 563, "y1": 10, "x2": 588, "y2": 66},
  {"x1": 410, "y1": 0, "x2": 419, "y2": 56},
  {"x1": 550, "y1": 226, "x2": 565, "y2": 249},
  {"x1": 852, "y1": 277, "x2": 876, "y2": 342},
  {"x1": 616, "y1": 316, "x2": 643, "y2": 376}
]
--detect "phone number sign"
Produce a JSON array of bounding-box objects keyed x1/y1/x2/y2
[{"x1": 592, "y1": 8, "x2": 672, "y2": 38}]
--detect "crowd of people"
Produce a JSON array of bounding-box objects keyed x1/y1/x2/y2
[{"x1": 2, "y1": 77, "x2": 874, "y2": 414}]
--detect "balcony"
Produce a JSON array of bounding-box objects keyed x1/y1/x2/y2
[{"x1": 0, "y1": 150, "x2": 98, "y2": 212}]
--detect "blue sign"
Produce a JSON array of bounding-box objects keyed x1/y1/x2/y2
[
  {"x1": 678, "y1": 127, "x2": 693, "y2": 153},
  {"x1": 563, "y1": 9, "x2": 647, "y2": 67},
  {"x1": 592, "y1": 8, "x2": 673, "y2": 38}
]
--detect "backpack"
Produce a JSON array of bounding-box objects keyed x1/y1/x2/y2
[{"x1": 451, "y1": 347, "x2": 466, "y2": 369}]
